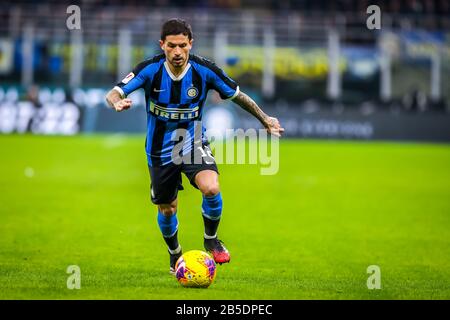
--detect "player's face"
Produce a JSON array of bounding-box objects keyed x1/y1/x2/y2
[{"x1": 160, "y1": 34, "x2": 193, "y2": 69}]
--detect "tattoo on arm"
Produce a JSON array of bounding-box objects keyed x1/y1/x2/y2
[{"x1": 232, "y1": 91, "x2": 268, "y2": 126}]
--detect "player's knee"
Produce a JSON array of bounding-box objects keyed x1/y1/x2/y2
[
  {"x1": 158, "y1": 202, "x2": 177, "y2": 216},
  {"x1": 159, "y1": 206, "x2": 176, "y2": 216},
  {"x1": 201, "y1": 183, "x2": 220, "y2": 197}
]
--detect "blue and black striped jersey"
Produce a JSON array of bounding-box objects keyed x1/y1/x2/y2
[{"x1": 114, "y1": 54, "x2": 239, "y2": 166}]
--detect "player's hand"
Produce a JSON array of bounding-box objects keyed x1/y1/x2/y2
[
  {"x1": 264, "y1": 116, "x2": 284, "y2": 137},
  {"x1": 113, "y1": 98, "x2": 132, "y2": 112}
]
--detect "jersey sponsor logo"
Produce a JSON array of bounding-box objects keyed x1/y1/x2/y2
[
  {"x1": 121, "y1": 72, "x2": 135, "y2": 84},
  {"x1": 149, "y1": 102, "x2": 199, "y2": 120},
  {"x1": 187, "y1": 86, "x2": 198, "y2": 98}
]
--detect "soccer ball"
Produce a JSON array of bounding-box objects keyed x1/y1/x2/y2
[{"x1": 175, "y1": 250, "x2": 216, "y2": 288}]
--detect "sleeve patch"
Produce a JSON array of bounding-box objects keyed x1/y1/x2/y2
[{"x1": 121, "y1": 72, "x2": 135, "y2": 84}]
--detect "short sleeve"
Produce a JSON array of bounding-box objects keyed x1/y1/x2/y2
[
  {"x1": 205, "y1": 62, "x2": 239, "y2": 100},
  {"x1": 114, "y1": 61, "x2": 153, "y2": 98}
]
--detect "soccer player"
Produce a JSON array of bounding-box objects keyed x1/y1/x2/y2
[{"x1": 105, "y1": 18, "x2": 284, "y2": 274}]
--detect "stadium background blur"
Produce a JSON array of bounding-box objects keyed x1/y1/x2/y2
[
  {"x1": 1, "y1": 0, "x2": 449, "y2": 300},
  {"x1": 0, "y1": 0, "x2": 449, "y2": 139}
]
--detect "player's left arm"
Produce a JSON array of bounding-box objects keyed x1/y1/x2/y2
[
  {"x1": 203, "y1": 58, "x2": 284, "y2": 137},
  {"x1": 232, "y1": 91, "x2": 284, "y2": 137}
]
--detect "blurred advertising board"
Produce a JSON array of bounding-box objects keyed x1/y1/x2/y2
[
  {"x1": 0, "y1": 86, "x2": 449, "y2": 142},
  {"x1": 0, "y1": 86, "x2": 81, "y2": 135}
]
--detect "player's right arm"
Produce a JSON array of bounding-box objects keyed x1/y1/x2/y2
[
  {"x1": 105, "y1": 58, "x2": 157, "y2": 112},
  {"x1": 105, "y1": 89, "x2": 132, "y2": 112}
]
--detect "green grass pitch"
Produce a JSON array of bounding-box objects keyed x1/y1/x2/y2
[{"x1": 0, "y1": 134, "x2": 449, "y2": 299}]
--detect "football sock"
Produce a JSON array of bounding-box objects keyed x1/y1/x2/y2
[
  {"x1": 157, "y1": 210, "x2": 180, "y2": 251},
  {"x1": 202, "y1": 192, "x2": 222, "y2": 238}
]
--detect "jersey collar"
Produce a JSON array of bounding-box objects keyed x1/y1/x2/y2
[{"x1": 164, "y1": 61, "x2": 191, "y2": 81}]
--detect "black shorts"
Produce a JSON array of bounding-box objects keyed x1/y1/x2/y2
[{"x1": 148, "y1": 145, "x2": 219, "y2": 204}]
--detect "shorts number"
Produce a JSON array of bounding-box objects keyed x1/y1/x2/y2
[{"x1": 197, "y1": 146, "x2": 214, "y2": 164}]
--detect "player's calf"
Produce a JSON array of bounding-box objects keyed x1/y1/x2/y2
[
  {"x1": 156, "y1": 200, "x2": 182, "y2": 273},
  {"x1": 201, "y1": 192, "x2": 231, "y2": 264}
]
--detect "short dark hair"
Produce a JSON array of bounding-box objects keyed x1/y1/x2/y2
[{"x1": 161, "y1": 18, "x2": 193, "y2": 41}]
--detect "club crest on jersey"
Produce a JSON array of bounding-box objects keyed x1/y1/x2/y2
[
  {"x1": 187, "y1": 87, "x2": 198, "y2": 98},
  {"x1": 121, "y1": 72, "x2": 135, "y2": 84}
]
